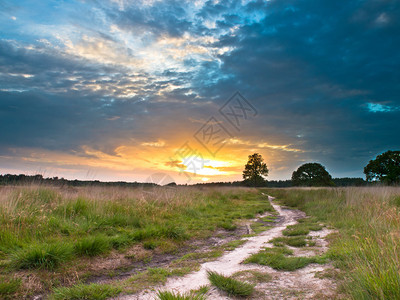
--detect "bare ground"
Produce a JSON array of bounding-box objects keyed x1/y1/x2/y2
[{"x1": 115, "y1": 195, "x2": 337, "y2": 299}]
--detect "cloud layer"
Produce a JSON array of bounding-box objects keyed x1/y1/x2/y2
[{"x1": 0, "y1": 0, "x2": 399, "y2": 183}]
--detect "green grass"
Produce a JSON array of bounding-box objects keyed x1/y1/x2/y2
[
  {"x1": 122, "y1": 266, "x2": 195, "y2": 295},
  {"x1": 261, "y1": 215, "x2": 277, "y2": 222},
  {"x1": 74, "y1": 235, "x2": 111, "y2": 257},
  {"x1": 264, "y1": 187, "x2": 400, "y2": 299},
  {"x1": 232, "y1": 270, "x2": 272, "y2": 283},
  {"x1": 244, "y1": 247, "x2": 326, "y2": 271},
  {"x1": 0, "y1": 186, "x2": 275, "y2": 297},
  {"x1": 250, "y1": 222, "x2": 271, "y2": 233},
  {"x1": 207, "y1": 271, "x2": 255, "y2": 297},
  {"x1": 143, "y1": 240, "x2": 159, "y2": 250},
  {"x1": 270, "y1": 236, "x2": 308, "y2": 247},
  {"x1": 221, "y1": 239, "x2": 246, "y2": 251},
  {"x1": 10, "y1": 243, "x2": 73, "y2": 270},
  {"x1": 49, "y1": 283, "x2": 122, "y2": 300},
  {"x1": 282, "y1": 224, "x2": 310, "y2": 236},
  {"x1": 282, "y1": 219, "x2": 323, "y2": 237},
  {"x1": 0, "y1": 278, "x2": 21, "y2": 298},
  {"x1": 218, "y1": 220, "x2": 237, "y2": 231},
  {"x1": 156, "y1": 290, "x2": 206, "y2": 300}
]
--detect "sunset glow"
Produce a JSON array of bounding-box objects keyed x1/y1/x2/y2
[{"x1": 1, "y1": 0, "x2": 399, "y2": 184}]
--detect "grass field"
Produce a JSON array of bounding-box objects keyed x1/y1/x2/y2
[
  {"x1": 1, "y1": 185, "x2": 400, "y2": 299},
  {"x1": 0, "y1": 185, "x2": 273, "y2": 298},
  {"x1": 265, "y1": 187, "x2": 400, "y2": 300}
]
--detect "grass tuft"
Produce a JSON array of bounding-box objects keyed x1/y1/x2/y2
[
  {"x1": 207, "y1": 270, "x2": 255, "y2": 297},
  {"x1": 50, "y1": 283, "x2": 121, "y2": 300},
  {"x1": 143, "y1": 240, "x2": 158, "y2": 250},
  {"x1": 244, "y1": 247, "x2": 326, "y2": 271},
  {"x1": 74, "y1": 235, "x2": 111, "y2": 257},
  {"x1": 270, "y1": 236, "x2": 308, "y2": 247},
  {"x1": 157, "y1": 290, "x2": 206, "y2": 300},
  {"x1": 0, "y1": 278, "x2": 21, "y2": 298},
  {"x1": 232, "y1": 270, "x2": 272, "y2": 283},
  {"x1": 282, "y1": 224, "x2": 310, "y2": 236},
  {"x1": 11, "y1": 243, "x2": 73, "y2": 270}
]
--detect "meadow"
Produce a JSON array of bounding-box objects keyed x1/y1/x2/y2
[
  {"x1": 266, "y1": 187, "x2": 400, "y2": 299},
  {"x1": 0, "y1": 185, "x2": 273, "y2": 298},
  {"x1": 1, "y1": 185, "x2": 400, "y2": 299}
]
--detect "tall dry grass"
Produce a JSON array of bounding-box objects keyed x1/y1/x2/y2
[
  {"x1": 268, "y1": 187, "x2": 400, "y2": 300},
  {"x1": 0, "y1": 184, "x2": 272, "y2": 274}
]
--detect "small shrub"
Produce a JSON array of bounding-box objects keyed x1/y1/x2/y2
[{"x1": 207, "y1": 271, "x2": 255, "y2": 297}]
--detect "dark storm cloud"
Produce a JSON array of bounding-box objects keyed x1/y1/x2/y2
[
  {"x1": 190, "y1": 0, "x2": 400, "y2": 175},
  {"x1": 0, "y1": 0, "x2": 399, "y2": 179}
]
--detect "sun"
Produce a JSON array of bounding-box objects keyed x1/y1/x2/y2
[{"x1": 179, "y1": 156, "x2": 233, "y2": 177}]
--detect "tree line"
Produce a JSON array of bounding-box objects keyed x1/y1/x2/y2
[
  {"x1": 0, "y1": 173, "x2": 366, "y2": 188},
  {"x1": 1, "y1": 150, "x2": 398, "y2": 188},
  {"x1": 0, "y1": 174, "x2": 156, "y2": 188},
  {"x1": 242, "y1": 150, "x2": 400, "y2": 187}
]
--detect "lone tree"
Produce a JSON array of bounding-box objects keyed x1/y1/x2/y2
[
  {"x1": 292, "y1": 163, "x2": 334, "y2": 186},
  {"x1": 364, "y1": 150, "x2": 400, "y2": 184},
  {"x1": 243, "y1": 153, "x2": 269, "y2": 187}
]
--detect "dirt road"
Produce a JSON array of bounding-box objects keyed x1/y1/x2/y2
[{"x1": 117, "y1": 195, "x2": 336, "y2": 299}]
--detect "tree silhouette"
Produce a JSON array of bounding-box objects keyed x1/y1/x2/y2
[
  {"x1": 292, "y1": 163, "x2": 334, "y2": 186},
  {"x1": 242, "y1": 153, "x2": 269, "y2": 187},
  {"x1": 364, "y1": 150, "x2": 400, "y2": 184}
]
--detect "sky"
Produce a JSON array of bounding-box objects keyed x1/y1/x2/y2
[{"x1": 0, "y1": 0, "x2": 399, "y2": 184}]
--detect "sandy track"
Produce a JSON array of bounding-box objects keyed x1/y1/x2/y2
[{"x1": 116, "y1": 195, "x2": 336, "y2": 299}]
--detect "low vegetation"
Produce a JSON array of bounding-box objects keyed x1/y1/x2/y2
[
  {"x1": 244, "y1": 246, "x2": 325, "y2": 271},
  {"x1": 270, "y1": 236, "x2": 308, "y2": 247},
  {"x1": 281, "y1": 219, "x2": 322, "y2": 237},
  {"x1": 49, "y1": 283, "x2": 122, "y2": 300},
  {"x1": 266, "y1": 187, "x2": 400, "y2": 299},
  {"x1": 207, "y1": 270, "x2": 255, "y2": 297},
  {"x1": 0, "y1": 185, "x2": 273, "y2": 297},
  {"x1": 0, "y1": 277, "x2": 21, "y2": 299},
  {"x1": 3, "y1": 184, "x2": 399, "y2": 299},
  {"x1": 156, "y1": 286, "x2": 208, "y2": 300},
  {"x1": 232, "y1": 269, "x2": 272, "y2": 284}
]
